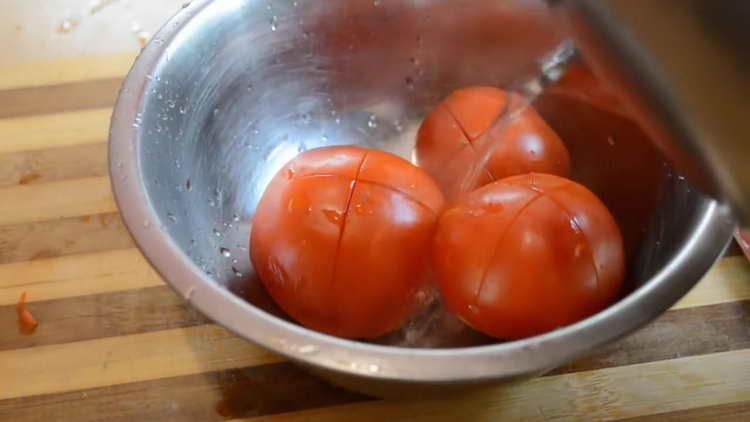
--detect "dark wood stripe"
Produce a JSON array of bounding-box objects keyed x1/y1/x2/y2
[
  {"x1": 553, "y1": 300, "x2": 750, "y2": 374},
  {"x1": 0, "y1": 286, "x2": 207, "y2": 351},
  {"x1": 0, "y1": 212, "x2": 134, "y2": 265},
  {"x1": 0, "y1": 143, "x2": 108, "y2": 188},
  {"x1": 725, "y1": 239, "x2": 745, "y2": 258},
  {"x1": 0, "y1": 78, "x2": 122, "y2": 118},
  {"x1": 618, "y1": 401, "x2": 750, "y2": 421},
  {"x1": 0, "y1": 300, "x2": 746, "y2": 419},
  {"x1": 0, "y1": 362, "x2": 369, "y2": 422}
]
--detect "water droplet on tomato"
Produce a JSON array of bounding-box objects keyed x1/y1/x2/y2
[{"x1": 322, "y1": 209, "x2": 342, "y2": 224}]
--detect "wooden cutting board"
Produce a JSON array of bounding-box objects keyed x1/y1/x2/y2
[{"x1": 1, "y1": 54, "x2": 750, "y2": 422}]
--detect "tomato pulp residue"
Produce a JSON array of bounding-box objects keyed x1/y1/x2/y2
[{"x1": 17, "y1": 292, "x2": 39, "y2": 335}]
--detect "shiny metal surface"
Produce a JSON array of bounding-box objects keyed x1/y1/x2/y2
[
  {"x1": 553, "y1": 0, "x2": 750, "y2": 224},
  {"x1": 109, "y1": 0, "x2": 734, "y2": 385}
]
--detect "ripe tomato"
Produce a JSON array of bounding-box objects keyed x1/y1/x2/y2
[
  {"x1": 251, "y1": 146, "x2": 445, "y2": 339},
  {"x1": 434, "y1": 173, "x2": 624, "y2": 339},
  {"x1": 416, "y1": 86, "x2": 571, "y2": 199}
]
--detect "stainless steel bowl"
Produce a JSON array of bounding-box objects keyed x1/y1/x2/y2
[{"x1": 109, "y1": 0, "x2": 734, "y2": 388}]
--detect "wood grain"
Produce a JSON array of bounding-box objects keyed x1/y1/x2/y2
[
  {"x1": 0, "y1": 300, "x2": 746, "y2": 420},
  {"x1": 0, "y1": 249, "x2": 159, "y2": 306},
  {"x1": 0, "y1": 53, "x2": 135, "y2": 91},
  {"x1": 673, "y1": 256, "x2": 750, "y2": 310},
  {"x1": 617, "y1": 401, "x2": 750, "y2": 421},
  {"x1": 0, "y1": 286, "x2": 208, "y2": 351},
  {"x1": 554, "y1": 300, "x2": 750, "y2": 374},
  {"x1": 0, "y1": 363, "x2": 369, "y2": 422},
  {"x1": 0, "y1": 51, "x2": 747, "y2": 422},
  {"x1": 2, "y1": 244, "x2": 744, "y2": 308},
  {"x1": 238, "y1": 349, "x2": 750, "y2": 422},
  {"x1": 0, "y1": 143, "x2": 107, "y2": 187},
  {"x1": 0, "y1": 78, "x2": 121, "y2": 118},
  {"x1": 0, "y1": 108, "x2": 110, "y2": 155},
  {"x1": 0, "y1": 176, "x2": 116, "y2": 226},
  {"x1": 0, "y1": 213, "x2": 134, "y2": 265},
  {"x1": 0, "y1": 325, "x2": 283, "y2": 400}
]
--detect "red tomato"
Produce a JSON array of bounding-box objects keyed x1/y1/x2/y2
[
  {"x1": 434, "y1": 173, "x2": 624, "y2": 339},
  {"x1": 416, "y1": 86, "x2": 571, "y2": 199},
  {"x1": 250, "y1": 146, "x2": 445, "y2": 339}
]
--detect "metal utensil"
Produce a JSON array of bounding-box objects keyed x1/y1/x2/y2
[{"x1": 552, "y1": 0, "x2": 750, "y2": 224}]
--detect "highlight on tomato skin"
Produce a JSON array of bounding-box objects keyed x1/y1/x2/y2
[
  {"x1": 415, "y1": 86, "x2": 571, "y2": 199},
  {"x1": 433, "y1": 173, "x2": 625, "y2": 340},
  {"x1": 250, "y1": 145, "x2": 445, "y2": 339}
]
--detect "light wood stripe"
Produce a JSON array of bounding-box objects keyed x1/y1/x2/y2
[
  {"x1": 0, "y1": 249, "x2": 161, "y2": 306},
  {"x1": 616, "y1": 401, "x2": 750, "y2": 421},
  {"x1": 0, "y1": 108, "x2": 110, "y2": 155},
  {"x1": 1, "y1": 247, "x2": 744, "y2": 310},
  {"x1": 0, "y1": 53, "x2": 135, "y2": 91},
  {"x1": 673, "y1": 256, "x2": 750, "y2": 309},
  {"x1": 0, "y1": 324, "x2": 282, "y2": 400},
  {"x1": 241, "y1": 349, "x2": 750, "y2": 422},
  {"x1": 0, "y1": 176, "x2": 116, "y2": 226}
]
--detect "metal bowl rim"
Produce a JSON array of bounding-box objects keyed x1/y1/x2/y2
[{"x1": 108, "y1": 0, "x2": 734, "y2": 383}]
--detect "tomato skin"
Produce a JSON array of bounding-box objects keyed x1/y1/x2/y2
[
  {"x1": 434, "y1": 173, "x2": 624, "y2": 339},
  {"x1": 250, "y1": 146, "x2": 445, "y2": 339},
  {"x1": 416, "y1": 87, "x2": 571, "y2": 199}
]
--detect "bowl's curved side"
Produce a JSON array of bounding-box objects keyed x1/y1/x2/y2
[{"x1": 109, "y1": 0, "x2": 735, "y2": 384}]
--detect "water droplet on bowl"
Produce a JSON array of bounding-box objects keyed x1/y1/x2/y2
[
  {"x1": 220, "y1": 247, "x2": 231, "y2": 258},
  {"x1": 213, "y1": 228, "x2": 223, "y2": 237},
  {"x1": 167, "y1": 213, "x2": 178, "y2": 223},
  {"x1": 270, "y1": 16, "x2": 278, "y2": 31},
  {"x1": 232, "y1": 267, "x2": 243, "y2": 277},
  {"x1": 393, "y1": 120, "x2": 404, "y2": 132},
  {"x1": 57, "y1": 18, "x2": 79, "y2": 34},
  {"x1": 367, "y1": 114, "x2": 378, "y2": 129},
  {"x1": 184, "y1": 286, "x2": 196, "y2": 301},
  {"x1": 298, "y1": 345, "x2": 319, "y2": 355}
]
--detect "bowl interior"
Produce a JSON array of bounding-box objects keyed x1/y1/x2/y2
[{"x1": 132, "y1": 0, "x2": 721, "y2": 349}]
